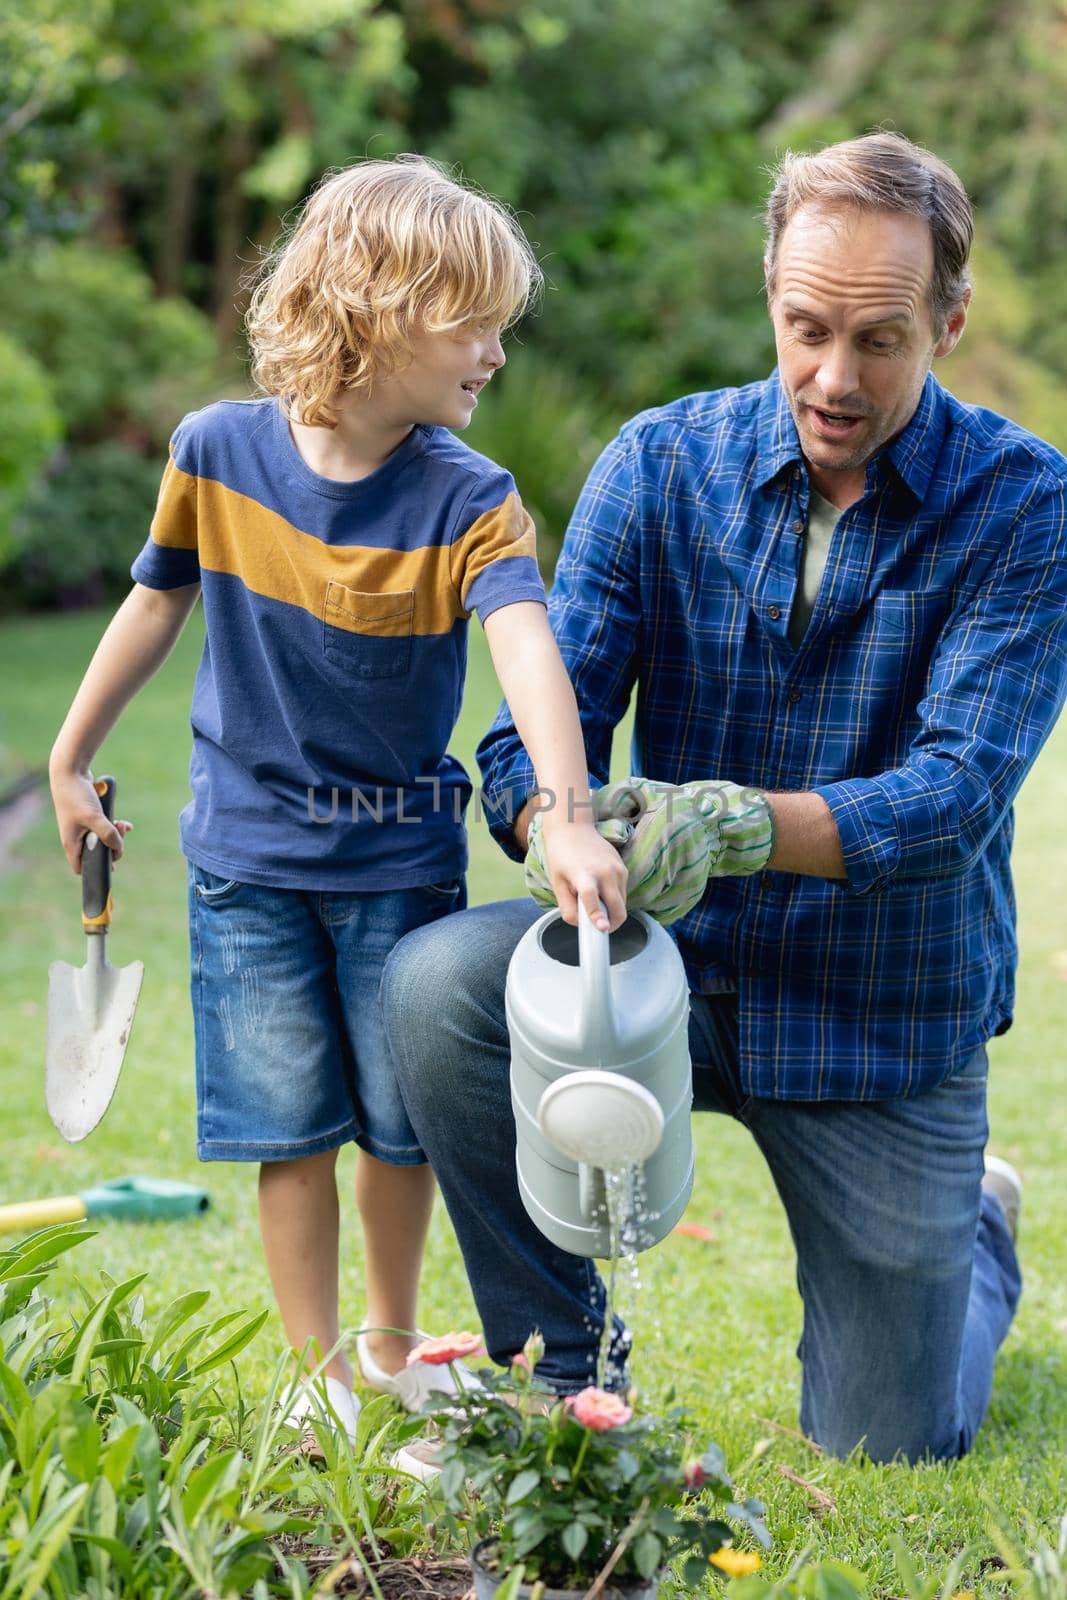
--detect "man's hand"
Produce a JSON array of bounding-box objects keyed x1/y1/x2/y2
[{"x1": 524, "y1": 777, "x2": 776, "y2": 926}]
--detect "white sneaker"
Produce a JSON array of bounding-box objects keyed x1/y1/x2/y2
[
  {"x1": 982, "y1": 1154, "x2": 1023, "y2": 1241},
  {"x1": 355, "y1": 1321, "x2": 487, "y2": 1413},
  {"x1": 282, "y1": 1374, "x2": 361, "y2": 1448},
  {"x1": 390, "y1": 1431, "x2": 447, "y2": 1483}
]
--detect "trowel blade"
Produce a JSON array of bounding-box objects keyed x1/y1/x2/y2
[{"x1": 46, "y1": 955, "x2": 145, "y2": 1142}]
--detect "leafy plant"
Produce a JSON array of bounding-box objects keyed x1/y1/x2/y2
[
  {"x1": 425, "y1": 1329, "x2": 769, "y2": 1590},
  {"x1": 0, "y1": 1216, "x2": 337, "y2": 1593}
]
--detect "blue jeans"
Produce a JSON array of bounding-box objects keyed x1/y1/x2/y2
[
  {"x1": 189, "y1": 862, "x2": 466, "y2": 1163},
  {"x1": 382, "y1": 898, "x2": 1022, "y2": 1462}
]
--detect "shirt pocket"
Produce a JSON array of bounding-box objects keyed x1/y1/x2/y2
[
  {"x1": 874, "y1": 591, "x2": 937, "y2": 638},
  {"x1": 322, "y1": 582, "x2": 414, "y2": 679}
]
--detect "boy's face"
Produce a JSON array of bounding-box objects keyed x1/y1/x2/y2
[{"x1": 373, "y1": 323, "x2": 507, "y2": 430}]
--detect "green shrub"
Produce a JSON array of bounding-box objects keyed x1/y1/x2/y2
[
  {"x1": 0, "y1": 332, "x2": 61, "y2": 562},
  {"x1": 0, "y1": 243, "x2": 217, "y2": 445},
  {"x1": 0, "y1": 1224, "x2": 427, "y2": 1598},
  {"x1": 8, "y1": 441, "x2": 167, "y2": 609}
]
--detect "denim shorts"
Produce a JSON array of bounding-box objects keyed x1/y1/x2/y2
[{"x1": 188, "y1": 862, "x2": 466, "y2": 1164}]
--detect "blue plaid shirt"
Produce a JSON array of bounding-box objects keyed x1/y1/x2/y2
[{"x1": 477, "y1": 371, "x2": 1067, "y2": 1101}]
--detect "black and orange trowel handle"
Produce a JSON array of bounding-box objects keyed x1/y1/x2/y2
[{"x1": 82, "y1": 775, "x2": 117, "y2": 934}]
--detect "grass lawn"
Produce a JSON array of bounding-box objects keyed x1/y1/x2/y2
[{"x1": 1, "y1": 604, "x2": 1064, "y2": 1592}]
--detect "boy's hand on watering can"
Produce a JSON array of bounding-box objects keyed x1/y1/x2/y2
[{"x1": 524, "y1": 813, "x2": 628, "y2": 931}]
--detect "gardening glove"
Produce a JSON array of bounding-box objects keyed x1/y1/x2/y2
[
  {"x1": 524, "y1": 778, "x2": 774, "y2": 925},
  {"x1": 590, "y1": 778, "x2": 716, "y2": 923},
  {"x1": 524, "y1": 779, "x2": 707, "y2": 924}
]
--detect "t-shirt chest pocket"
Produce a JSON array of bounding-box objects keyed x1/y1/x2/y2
[{"x1": 322, "y1": 581, "x2": 415, "y2": 679}]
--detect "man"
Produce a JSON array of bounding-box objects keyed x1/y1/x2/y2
[{"x1": 382, "y1": 132, "x2": 1066, "y2": 1462}]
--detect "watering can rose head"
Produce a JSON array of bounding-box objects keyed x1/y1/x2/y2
[{"x1": 422, "y1": 1329, "x2": 771, "y2": 1590}]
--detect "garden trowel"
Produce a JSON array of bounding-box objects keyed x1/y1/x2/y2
[{"x1": 46, "y1": 776, "x2": 144, "y2": 1142}]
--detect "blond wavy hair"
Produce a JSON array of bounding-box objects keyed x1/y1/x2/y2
[{"x1": 245, "y1": 155, "x2": 541, "y2": 427}]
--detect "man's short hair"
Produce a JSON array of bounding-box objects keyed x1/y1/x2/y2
[
  {"x1": 245, "y1": 155, "x2": 541, "y2": 428},
  {"x1": 764, "y1": 132, "x2": 974, "y2": 334}
]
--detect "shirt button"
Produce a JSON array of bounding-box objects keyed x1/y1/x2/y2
[
  {"x1": 791, "y1": 518, "x2": 805, "y2": 533},
  {"x1": 788, "y1": 688, "x2": 802, "y2": 704},
  {"x1": 767, "y1": 604, "x2": 781, "y2": 620}
]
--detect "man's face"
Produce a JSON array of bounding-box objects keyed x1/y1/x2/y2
[{"x1": 767, "y1": 204, "x2": 967, "y2": 502}]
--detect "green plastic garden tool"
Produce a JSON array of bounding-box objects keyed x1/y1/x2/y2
[
  {"x1": 46, "y1": 775, "x2": 144, "y2": 1142},
  {"x1": 0, "y1": 1175, "x2": 210, "y2": 1235}
]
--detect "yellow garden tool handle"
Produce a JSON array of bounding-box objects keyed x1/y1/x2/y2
[
  {"x1": 82, "y1": 776, "x2": 116, "y2": 932},
  {"x1": 0, "y1": 1195, "x2": 88, "y2": 1235}
]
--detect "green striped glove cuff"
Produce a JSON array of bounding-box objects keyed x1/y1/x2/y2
[{"x1": 677, "y1": 781, "x2": 775, "y2": 876}]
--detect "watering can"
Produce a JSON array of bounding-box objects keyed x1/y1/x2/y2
[{"x1": 507, "y1": 903, "x2": 694, "y2": 1258}]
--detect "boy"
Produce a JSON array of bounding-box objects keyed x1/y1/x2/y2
[{"x1": 50, "y1": 155, "x2": 627, "y2": 1445}]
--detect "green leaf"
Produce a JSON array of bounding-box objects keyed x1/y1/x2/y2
[
  {"x1": 562, "y1": 1519, "x2": 589, "y2": 1561},
  {"x1": 512, "y1": 1518, "x2": 549, "y2": 1556},
  {"x1": 74, "y1": 1530, "x2": 133, "y2": 1584},
  {"x1": 0, "y1": 1359, "x2": 32, "y2": 1422},
  {"x1": 0, "y1": 1481, "x2": 88, "y2": 1600},
  {"x1": 189, "y1": 1307, "x2": 269, "y2": 1374},
  {"x1": 101, "y1": 1423, "x2": 140, "y2": 1492},
  {"x1": 633, "y1": 1529, "x2": 659, "y2": 1580},
  {"x1": 439, "y1": 1457, "x2": 466, "y2": 1502},
  {"x1": 144, "y1": 1290, "x2": 212, "y2": 1362},
  {"x1": 183, "y1": 1446, "x2": 242, "y2": 1524},
  {"x1": 57, "y1": 1402, "x2": 101, "y2": 1481},
  {"x1": 808, "y1": 1567, "x2": 868, "y2": 1600},
  {"x1": 505, "y1": 1467, "x2": 542, "y2": 1505},
  {"x1": 494, "y1": 1566, "x2": 527, "y2": 1600},
  {"x1": 633, "y1": 1531, "x2": 662, "y2": 1579},
  {"x1": 0, "y1": 1228, "x2": 95, "y2": 1285},
  {"x1": 64, "y1": 1275, "x2": 148, "y2": 1386}
]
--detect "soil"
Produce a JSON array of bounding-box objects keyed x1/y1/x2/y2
[{"x1": 276, "y1": 1541, "x2": 474, "y2": 1598}]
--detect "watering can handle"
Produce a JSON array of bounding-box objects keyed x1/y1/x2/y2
[{"x1": 577, "y1": 900, "x2": 617, "y2": 1060}]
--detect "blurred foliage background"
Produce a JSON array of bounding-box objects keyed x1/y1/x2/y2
[{"x1": 1, "y1": 0, "x2": 1066, "y2": 609}]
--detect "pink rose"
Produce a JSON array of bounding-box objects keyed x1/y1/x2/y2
[
  {"x1": 406, "y1": 1330, "x2": 486, "y2": 1366},
  {"x1": 564, "y1": 1387, "x2": 633, "y2": 1431}
]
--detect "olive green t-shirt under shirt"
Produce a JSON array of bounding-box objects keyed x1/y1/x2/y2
[{"x1": 788, "y1": 488, "x2": 842, "y2": 648}]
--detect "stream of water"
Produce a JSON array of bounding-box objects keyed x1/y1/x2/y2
[{"x1": 595, "y1": 1163, "x2": 662, "y2": 1389}]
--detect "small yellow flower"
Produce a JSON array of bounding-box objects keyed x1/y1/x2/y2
[
  {"x1": 710, "y1": 1548, "x2": 763, "y2": 1576},
  {"x1": 950, "y1": 1592, "x2": 976, "y2": 1600}
]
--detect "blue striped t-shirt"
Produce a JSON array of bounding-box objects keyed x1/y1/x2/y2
[{"x1": 132, "y1": 396, "x2": 546, "y2": 889}]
